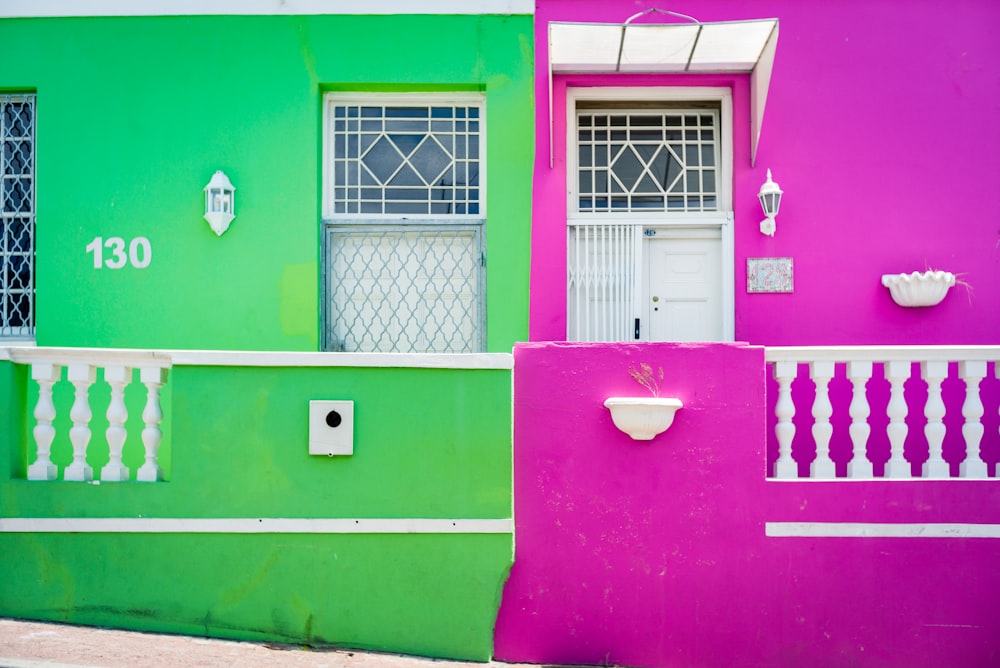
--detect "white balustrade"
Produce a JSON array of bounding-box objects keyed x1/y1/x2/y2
[
  {"x1": 846, "y1": 361, "x2": 874, "y2": 479},
  {"x1": 101, "y1": 364, "x2": 131, "y2": 482},
  {"x1": 64, "y1": 363, "x2": 96, "y2": 482},
  {"x1": 26, "y1": 363, "x2": 59, "y2": 481},
  {"x1": 9, "y1": 348, "x2": 172, "y2": 483},
  {"x1": 960, "y1": 361, "x2": 987, "y2": 478},
  {"x1": 809, "y1": 361, "x2": 835, "y2": 479},
  {"x1": 767, "y1": 346, "x2": 1000, "y2": 480},
  {"x1": 773, "y1": 361, "x2": 797, "y2": 479},
  {"x1": 137, "y1": 367, "x2": 167, "y2": 482},
  {"x1": 883, "y1": 360, "x2": 910, "y2": 479}
]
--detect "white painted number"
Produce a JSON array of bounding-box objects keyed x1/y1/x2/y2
[
  {"x1": 86, "y1": 236, "x2": 152, "y2": 269},
  {"x1": 129, "y1": 237, "x2": 152, "y2": 269}
]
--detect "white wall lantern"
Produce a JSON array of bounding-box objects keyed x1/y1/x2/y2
[
  {"x1": 758, "y1": 168, "x2": 782, "y2": 236},
  {"x1": 204, "y1": 170, "x2": 236, "y2": 236}
]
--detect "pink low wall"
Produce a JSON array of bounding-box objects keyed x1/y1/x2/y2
[
  {"x1": 495, "y1": 342, "x2": 1000, "y2": 667},
  {"x1": 529, "y1": 0, "x2": 1000, "y2": 345}
]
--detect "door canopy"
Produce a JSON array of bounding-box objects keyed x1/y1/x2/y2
[{"x1": 548, "y1": 8, "x2": 779, "y2": 166}]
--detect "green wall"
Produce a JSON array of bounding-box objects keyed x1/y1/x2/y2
[
  {"x1": 0, "y1": 14, "x2": 533, "y2": 351},
  {"x1": 0, "y1": 361, "x2": 513, "y2": 660}
]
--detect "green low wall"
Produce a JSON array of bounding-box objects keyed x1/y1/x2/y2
[{"x1": 0, "y1": 359, "x2": 513, "y2": 661}]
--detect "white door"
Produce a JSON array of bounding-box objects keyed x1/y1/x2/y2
[{"x1": 643, "y1": 228, "x2": 723, "y2": 342}]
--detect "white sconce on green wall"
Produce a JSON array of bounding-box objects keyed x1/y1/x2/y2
[{"x1": 204, "y1": 170, "x2": 236, "y2": 236}]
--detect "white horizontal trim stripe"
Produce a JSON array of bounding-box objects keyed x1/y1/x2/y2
[
  {"x1": 4, "y1": 347, "x2": 513, "y2": 370},
  {"x1": 766, "y1": 522, "x2": 1000, "y2": 538},
  {"x1": 0, "y1": 0, "x2": 533, "y2": 18},
  {"x1": 0, "y1": 518, "x2": 513, "y2": 534}
]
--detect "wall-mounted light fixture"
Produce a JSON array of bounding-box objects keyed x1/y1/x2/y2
[
  {"x1": 204, "y1": 170, "x2": 236, "y2": 236},
  {"x1": 758, "y1": 169, "x2": 783, "y2": 236}
]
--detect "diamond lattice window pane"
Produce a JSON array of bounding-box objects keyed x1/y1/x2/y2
[
  {"x1": 578, "y1": 109, "x2": 718, "y2": 213},
  {"x1": 331, "y1": 101, "x2": 482, "y2": 216}
]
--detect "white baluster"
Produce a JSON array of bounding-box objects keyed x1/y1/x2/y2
[
  {"x1": 773, "y1": 361, "x2": 798, "y2": 479},
  {"x1": 64, "y1": 363, "x2": 96, "y2": 482},
  {"x1": 137, "y1": 367, "x2": 167, "y2": 482},
  {"x1": 27, "y1": 363, "x2": 60, "y2": 481},
  {"x1": 922, "y1": 361, "x2": 949, "y2": 479},
  {"x1": 884, "y1": 361, "x2": 911, "y2": 479},
  {"x1": 100, "y1": 365, "x2": 132, "y2": 482},
  {"x1": 846, "y1": 361, "x2": 873, "y2": 479},
  {"x1": 959, "y1": 361, "x2": 987, "y2": 479},
  {"x1": 809, "y1": 361, "x2": 835, "y2": 479}
]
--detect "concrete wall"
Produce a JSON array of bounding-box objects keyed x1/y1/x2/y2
[
  {"x1": 0, "y1": 13, "x2": 533, "y2": 351},
  {"x1": 495, "y1": 342, "x2": 1000, "y2": 667},
  {"x1": 0, "y1": 358, "x2": 513, "y2": 661},
  {"x1": 529, "y1": 0, "x2": 1000, "y2": 345}
]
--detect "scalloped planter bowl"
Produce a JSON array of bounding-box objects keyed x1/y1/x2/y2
[
  {"x1": 604, "y1": 397, "x2": 683, "y2": 441},
  {"x1": 881, "y1": 270, "x2": 956, "y2": 307}
]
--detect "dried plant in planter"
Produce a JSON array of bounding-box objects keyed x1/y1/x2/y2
[{"x1": 628, "y1": 362, "x2": 664, "y2": 397}]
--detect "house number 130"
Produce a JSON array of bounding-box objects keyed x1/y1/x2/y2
[{"x1": 86, "y1": 236, "x2": 152, "y2": 269}]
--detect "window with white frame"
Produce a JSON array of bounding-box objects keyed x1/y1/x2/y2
[
  {"x1": 1, "y1": 94, "x2": 35, "y2": 339},
  {"x1": 323, "y1": 94, "x2": 485, "y2": 353},
  {"x1": 567, "y1": 94, "x2": 734, "y2": 343}
]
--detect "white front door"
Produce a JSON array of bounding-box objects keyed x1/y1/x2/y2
[{"x1": 643, "y1": 228, "x2": 723, "y2": 342}]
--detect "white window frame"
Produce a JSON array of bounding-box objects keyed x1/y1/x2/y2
[
  {"x1": 566, "y1": 86, "x2": 735, "y2": 342},
  {"x1": 321, "y1": 92, "x2": 487, "y2": 353}
]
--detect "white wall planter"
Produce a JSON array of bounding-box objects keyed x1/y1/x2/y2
[
  {"x1": 881, "y1": 270, "x2": 956, "y2": 307},
  {"x1": 604, "y1": 397, "x2": 683, "y2": 441}
]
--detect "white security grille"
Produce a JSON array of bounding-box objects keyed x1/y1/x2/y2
[
  {"x1": 567, "y1": 223, "x2": 637, "y2": 341},
  {"x1": 577, "y1": 110, "x2": 718, "y2": 213},
  {"x1": 1, "y1": 94, "x2": 35, "y2": 338},
  {"x1": 327, "y1": 227, "x2": 483, "y2": 353},
  {"x1": 330, "y1": 103, "x2": 481, "y2": 216}
]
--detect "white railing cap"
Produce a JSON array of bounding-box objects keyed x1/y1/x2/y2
[
  {"x1": 765, "y1": 345, "x2": 1000, "y2": 364},
  {"x1": 1, "y1": 346, "x2": 514, "y2": 371}
]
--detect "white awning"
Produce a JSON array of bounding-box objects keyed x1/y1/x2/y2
[{"x1": 548, "y1": 14, "x2": 779, "y2": 165}]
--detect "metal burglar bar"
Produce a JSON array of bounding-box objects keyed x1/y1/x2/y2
[
  {"x1": 567, "y1": 222, "x2": 637, "y2": 341},
  {"x1": 327, "y1": 226, "x2": 483, "y2": 353},
  {"x1": 1, "y1": 94, "x2": 35, "y2": 338}
]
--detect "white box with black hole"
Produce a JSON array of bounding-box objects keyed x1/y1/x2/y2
[{"x1": 309, "y1": 400, "x2": 354, "y2": 456}]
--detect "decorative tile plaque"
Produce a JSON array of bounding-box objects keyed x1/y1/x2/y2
[{"x1": 747, "y1": 257, "x2": 793, "y2": 293}]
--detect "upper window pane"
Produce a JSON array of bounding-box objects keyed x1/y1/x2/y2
[
  {"x1": 1, "y1": 94, "x2": 35, "y2": 338},
  {"x1": 577, "y1": 109, "x2": 718, "y2": 213},
  {"x1": 330, "y1": 99, "x2": 483, "y2": 216}
]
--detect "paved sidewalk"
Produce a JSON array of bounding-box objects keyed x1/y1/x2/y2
[{"x1": 0, "y1": 619, "x2": 525, "y2": 668}]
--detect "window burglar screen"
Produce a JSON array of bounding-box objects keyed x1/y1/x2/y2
[
  {"x1": 577, "y1": 110, "x2": 718, "y2": 213},
  {"x1": 1, "y1": 94, "x2": 35, "y2": 338},
  {"x1": 330, "y1": 103, "x2": 481, "y2": 216},
  {"x1": 327, "y1": 227, "x2": 482, "y2": 353}
]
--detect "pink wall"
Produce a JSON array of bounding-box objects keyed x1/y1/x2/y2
[
  {"x1": 529, "y1": 0, "x2": 1000, "y2": 345},
  {"x1": 494, "y1": 342, "x2": 1000, "y2": 667}
]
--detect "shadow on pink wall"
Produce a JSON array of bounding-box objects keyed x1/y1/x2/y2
[{"x1": 494, "y1": 342, "x2": 1000, "y2": 667}]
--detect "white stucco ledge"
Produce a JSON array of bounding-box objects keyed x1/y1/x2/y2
[
  {"x1": 0, "y1": 0, "x2": 534, "y2": 18},
  {"x1": 0, "y1": 517, "x2": 514, "y2": 535},
  {"x1": 2, "y1": 346, "x2": 513, "y2": 370},
  {"x1": 766, "y1": 522, "x2": 1000, "y2": 539}
]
